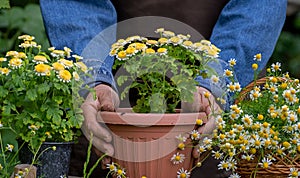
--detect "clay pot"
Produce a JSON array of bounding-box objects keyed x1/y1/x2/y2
[{"x1": 97, "y1": 108, "x2": 207, "y2": 177}]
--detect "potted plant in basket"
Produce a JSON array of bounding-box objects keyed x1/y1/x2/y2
[
  {"x1": 0, "y1": 34, "x2": 91, "y2": 177},
  {"x1": 197, "y1": 57, "x2": 300, "y2": 178},
  {"x1": 96, "y1": 28, "x2": 223, "y2": 178}
]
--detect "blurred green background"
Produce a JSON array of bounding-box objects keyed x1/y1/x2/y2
[{"x1": 1, "y1": 0, "x2": 300, "y2": 78}]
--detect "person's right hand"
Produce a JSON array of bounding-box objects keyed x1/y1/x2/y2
[{"x1": 80, "y1": 84, "x2": 120, "y2": 157}]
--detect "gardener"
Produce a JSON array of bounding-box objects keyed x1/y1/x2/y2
[{"x1": 40, "y1": 0, "x2": 287, "y2": 177}]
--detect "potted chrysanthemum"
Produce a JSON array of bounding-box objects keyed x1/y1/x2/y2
[
  {"x1": 97, "y1": 28, "x2": 223, "y2": 178},
  {"x1": 197, "y1": 57, "x2": 300, "y2": 178},
  {"x1": 0, "y1": 35, "x2": 91, "y2": 177}
]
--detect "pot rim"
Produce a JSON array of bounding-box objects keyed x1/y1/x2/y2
[{"x1": 97, "y1": 108, "x2": 207, "y2": 126}]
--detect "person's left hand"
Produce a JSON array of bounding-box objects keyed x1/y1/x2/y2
[{"x1": 181, "y1": 86, "x2": 222, "y2": 158}]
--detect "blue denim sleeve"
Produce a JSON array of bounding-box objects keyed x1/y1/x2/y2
[
  {"x1": 40, "y1": 0, "x2": 117, "y2": 91},
  {"x1": 197, "y1": 0, "x2": 287, "y2": 106}
]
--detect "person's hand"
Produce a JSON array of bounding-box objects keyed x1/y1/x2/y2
[
  {"x1": 181, "y1": 86, "x2": 222, "y2": 158},
  {"x1": 80, "y1": 84, "x2": 120, "y2": 158}
]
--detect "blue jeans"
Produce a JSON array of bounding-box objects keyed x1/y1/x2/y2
[{"x1": 40, "y1": 0, "x2": 117, "y2": 91}]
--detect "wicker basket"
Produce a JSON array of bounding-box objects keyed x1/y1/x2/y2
[
  {"x1": 235, "y1": 77, "x2": 300, "y2": 177},
  {"x1": 237, "y1": 154, "x2": 300, "y2": 178},
  {"x1": 235, "y1": 77, "x2": 289, "y2": 104}
]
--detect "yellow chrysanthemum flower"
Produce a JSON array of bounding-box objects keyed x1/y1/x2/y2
[
  {"x1": 158, "y1": 37, "x2": 168, "y2": 44},
  {"x1": 51, "y1": 50, "x2": 65, "y2": 57},
  {"x1": 35, "y1": 63, "x2": 51, "y2": 76},
  {"x1": 48, "y1": 47, "x2": 55, "y2": 51},
  {"x1": 169, "y1": 36, "x2": 182, "y2": 45},
  {"x1": 6, "y1": 51, "x2": 18, "y2": 57},
  {"x1": 157, "y1": 48, "x2": 167, "y2": 55},
  {"x1": 19, "y1": 41, "x2": 37, "y2": 48},
  {"x1": 72, "y1": 54, "x2": 83, "y2": 61},
  {"x1": 59, "y1": 58, "x2": 74, "y2": 68},
  {"x1": 146, "y1": 39, "x2": 158, "y2": 45},
  {"x1": 207, "y1": 48, "x2": 219, "y2": 57},
  {"x1": 73, "y1": 71, "x2": 80, "y2": 81},
  {"x1": 0, "y1": 57, "x2": 7, "y2": 62},
  {"x1": 58, "y1": 70, "x2": 72, "y2": 82},
  {"x1": 126, "y1": 46, "x2": 136, "y2": 55},
  {"x1": 17, "y1": 52, "x2": 27, "y2": 59},
  {"x1": 9, "y1": 58, "x2": 23, "y2": 69},
  {"x1": 64, "y1": 47, "x2": 72, "y2": 58},
  {"x1": 182, "y1": 40, "x2": 193, "y2": 48},
  {"x1": 134, "y1": 43, "x2": 147, "y2": 50},
  {"x1": 162, "y1": 30, "x2": 175, "y2": 37},
  {"x1": 109, "y1": 49, "x2": 117, "y2": 56},
  {"x1": 117, "y1": 51, "x2": 127, "y2": 60},
  {"x1": 75, "y1": 61, "x2": 88, "y2": 73},
  {"x1": 0, "y1": 67, "x2": 11, "y2": 75},
  {"x1": 18, "y1": 34, "x2": 35, "y2": 41},
  {"x1": 145, "y1": 48, "x2": 155, "y2": 54},
  {"x1": 33, "y1": 55, "x2": 48, "y2": 63},
  {"x1": 52, "y1": 62, "x2": 65, "y2": 71}
]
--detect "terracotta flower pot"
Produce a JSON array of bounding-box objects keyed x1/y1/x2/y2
[{"x1": 97, "y1": 108, "x2": 207, "y2": 177}]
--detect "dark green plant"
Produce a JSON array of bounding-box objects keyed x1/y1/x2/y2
[
  {"x1": 0, "y1": 35, "x2": 89, "y2": 152},
  {"x1": 0, "y1": 3, "x2": 49, "y2": 55},
  {"x1": 112, "y1": 29, "x2": 219, "y2": 113}
]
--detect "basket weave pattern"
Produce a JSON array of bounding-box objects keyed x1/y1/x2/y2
[{"x1": 237, "y1": 154, "x2": 300, "y2": 177}]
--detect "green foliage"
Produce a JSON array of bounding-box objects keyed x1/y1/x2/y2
[
  {"x1": 271, "y1": 11, "x2": 300, "y2": 78},
  {"x1": 112, "y1": 29, "x2": 220, "y2": 113},
  {"x1": 0, "y1": 127, "x2": 19, "y2": 177},
  {"x1": 271, "y1": 31, "x2": 300, "y2": 78},
  {"x1": 0, "y1": 35, "x2": 91, "y2": 152},
  {"x1": 0, "y1": 0, "x2": 10, "y2": 9},
  {"x1": 0, "y1": 3, "x2": 49, "y2": 55}
]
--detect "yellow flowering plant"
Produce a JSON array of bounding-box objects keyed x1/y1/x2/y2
[
  {"x1": 111, "y1": 28, "x2": 220, "y2": 113},
  {"x1": 191, "y1": 56, "x2": 300, "y2": 178},
  {"x1": 0, "y1": 35, "x2": 90, "y2": 153}
]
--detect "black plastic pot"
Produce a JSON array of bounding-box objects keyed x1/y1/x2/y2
[{"x1": 19, "y1": 142, "x2": 73, "y2": 178}]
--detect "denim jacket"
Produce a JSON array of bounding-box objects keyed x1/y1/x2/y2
[{"x1": 40, "y1": 0, "x2": 287, "y2": 103}]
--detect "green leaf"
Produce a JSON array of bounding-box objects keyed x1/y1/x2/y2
[
  {"x1": 37, "y1": 82, "x2": 51, "y2": 94},
  {"x1": 0, "y1": 85, "x2": 8, "y2": 98},
  {"x1": 68, "y1": 110, "x2": 83, "y2": 128},
  {"x1": 0, "y1": 38, "x2": 14, "y2": 54},
  {"x1": 46, "y1": 106, "x2": 63, "y2": 125},
  {"x1": 6, "y1": 6, "x2": 24, "y2": 29},
  {"x1": 2, "y1": 105, "x2": 11, "y2": 115},
  {"x1": 26, "y1": 88, "x2": 37, "y2": 101},
  {"x1": 0, "y1": 0, "x2": 10, "y2": 9},
  {"x1": 117, "y1": 75, "x2": 128, "y2": 86},
  {"x1": 0, "y1": 11, "x2": 9, "y2": 27},
  {"x1": 53, "y1": 96, "x2": 63, "y2": 104},
  {"x1": 149, "y1": 93, "x2": 166, "y2": 113}
]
